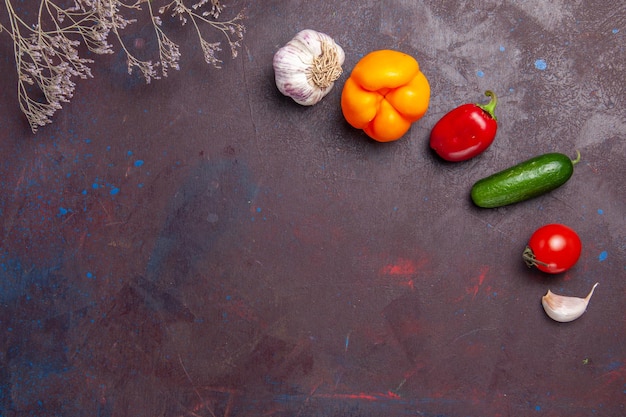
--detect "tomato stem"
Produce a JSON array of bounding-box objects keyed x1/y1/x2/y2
[
  {"x1": 522, "y1": 246, "x2": 550, "y2": 268},
  {"x1": 477, "y1": 90, "x2": 497, "y2": 121},
  {"x1": 571, "y1": 150, "x2": 581, "y2": 165}
]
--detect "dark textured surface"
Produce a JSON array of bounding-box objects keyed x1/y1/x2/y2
[{"x1": 1, "y1": 1, "x2": 625, "y2": 416}]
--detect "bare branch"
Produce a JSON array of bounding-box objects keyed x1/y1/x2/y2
[{"x1": 1, "y1": 0, "x2": 246, "y2": 133}]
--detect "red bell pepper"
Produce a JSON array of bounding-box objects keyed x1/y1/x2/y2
[{"x1": 429, "y1": 91, "x2": 498, "y2": 162}]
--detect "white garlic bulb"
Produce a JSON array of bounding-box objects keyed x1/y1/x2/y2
[
  {"x1": 273, "y1": 29, "x2": 345, "y2": 106},
  {"x1": 541, "y1": 283, "x2": 599, "y2": 322}
]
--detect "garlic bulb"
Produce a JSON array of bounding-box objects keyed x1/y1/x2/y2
[
  {"x1": 273, "y1": 29, "x2": 345, "y2": 106},
  {"x1": 541, "y1": 283, "x2": 599, "y2": 322}
]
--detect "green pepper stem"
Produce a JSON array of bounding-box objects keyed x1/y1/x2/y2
[
  {"x1": 477, "y1": 90, "x2": 497, "y2": 121},
  {"x1": 522, "y1": 246, "x2": 550, "y2": 268},
  {"x1": 571, "y1": 150, "x2": 581, "y2": 165}
]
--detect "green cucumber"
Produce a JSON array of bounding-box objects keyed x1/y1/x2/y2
[{"x1": 471, "y1": 151, "x2": 580, "y2": 208}]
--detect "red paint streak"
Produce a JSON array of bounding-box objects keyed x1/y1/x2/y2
[
  {"x1": 380, "y1": 258, "x2": 417, "y2": 275},
  {"x1": 598, "y1": 368, "x2": 626, "y2": 386},
  {"x1": 385, "y1": 390, "x2": 402, "y2": 399},
  {"x1": 466, "y1": 265, "x2": 489, "y2": 300},
  {"x1": 379, "y1": 257, "x2": 429, "y2": 290},
  {"x1": 295, "y1": 381, "x2": 322, "y2": 417},
  {"x1": 315, "y1": 391, "x2": 402, "y2": 401},
  {"x1": 189, "y1": 386, "x2": 241, "y2": 416}
]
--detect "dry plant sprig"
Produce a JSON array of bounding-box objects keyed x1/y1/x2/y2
[{"x1": 0, "y1": 0, "x2": 246, "y2": 133}]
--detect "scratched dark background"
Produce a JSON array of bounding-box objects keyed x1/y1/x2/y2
[{"x1": 1, "y1": 1, "x2": 625, "y2": 416}]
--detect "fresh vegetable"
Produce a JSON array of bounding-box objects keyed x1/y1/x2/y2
[
  {"x1": 429, "y1": 90, "x2": 498, "y2": 161},
  {"x1": 523, "y1": 223, "x2": 582, "y2": 274},
  {"x1": 273, "y1": 30, "x2": 345, "y2": 106},
  {"x1": 542, "y1": 283, "x2": 598, "y2": 322},
  {"x1": 470, "y1": 151, "x2": 580, "y2": 208},
  {"x1": 341, "y1": 49, "x2": 430, "y2": 142}
]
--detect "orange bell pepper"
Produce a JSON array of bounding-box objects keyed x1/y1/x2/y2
[{"x1": 341, "y1": 50, "x2": 430, "y2": 142}]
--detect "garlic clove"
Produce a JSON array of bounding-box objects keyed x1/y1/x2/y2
[
  {"x1": 273, "y1": 29, "x2": 345, "y2": 106},
  {"x1": 541, "y1": 283, "x2": 599, "y2": 322}
]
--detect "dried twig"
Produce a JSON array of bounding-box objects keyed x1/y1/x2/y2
[{"x1": 0, "y1": 0, "x2": 246, "y2": 133}]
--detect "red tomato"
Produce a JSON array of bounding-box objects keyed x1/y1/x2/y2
[
  {"x1": 429, "y1": 90, "x2": 498, "y2": 162},
  {"x1": 523, "y1": 224, "x2": 582, "y2": 274}
]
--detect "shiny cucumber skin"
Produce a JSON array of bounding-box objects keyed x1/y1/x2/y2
[{"x1": 471, "y1": 152, "x2": 579, "y2": 208}]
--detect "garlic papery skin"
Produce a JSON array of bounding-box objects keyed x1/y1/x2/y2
[
  {"x1": 542, "y1": 283, "x2": 599, "y2": 322},
  {"x1": 273, "y1": 29, "x2": 345, "y2": 106}
]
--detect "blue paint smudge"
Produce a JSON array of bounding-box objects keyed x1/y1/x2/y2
[
  {"x1": 134, "y1": 160, "x2": 144, "y2": 167},
  {"x1": 92, "y1": 182, "x2": 99, "y2": 189},
  {"x1": 110, "y1": 187, "x2": 120, "y2": 195},
  {"x1": 597, "y1": 209, "x2": 604, "y2": 215},
  {"x1": 534, "y1": 59, "x2": 547, "y2": 70},
  {"x1": 86, "y1": 272, "x2": 94, "y2": 279},
  {"x1": 0, "y1": 259, "x2": 63, "y2": 303},
  {"x1": 127, "y1": 150, "x2": 133, "y2": 156},
  {"x1": 476, "y1": 70, "x2": 485, "y2": 77},
  {"x1": 535, "y1": 405, "x2": 541, "y2": 411},
  {"x1": 499, "y1": 45, "x2": 505, "y2": 52},
  {"x1": 599, "y1": 251, "x2": 608, "y2": 262},
  {"x1": 613, "y1": 28, "x2": 620, "y2": 34},
  {"x1": 58, "y1": 207, "x2": 70, "y2": 216}
]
